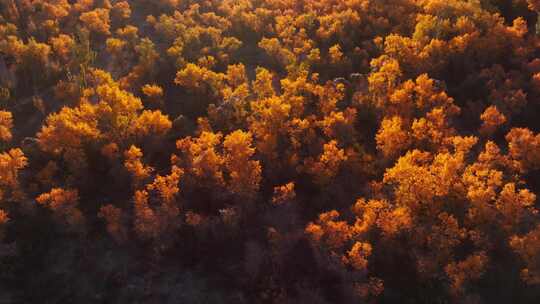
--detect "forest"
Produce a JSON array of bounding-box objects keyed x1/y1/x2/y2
[{"x1": 1, "y1": 0, "x2": 540, "y2": 303}]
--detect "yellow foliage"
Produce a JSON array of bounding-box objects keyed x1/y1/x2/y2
[
  {"x1": 36, "y1": 188, "x2": 84, "y2": 229},
  {"x1": 124, "y1": 145, "x2": 153, "y2": 187},
  {"x1": 376, "y1": 116, "x2": 410, "y2": 158},
  {"x1": 176, "y1": 131, "x2": 225, "y2": 185},
  {"x1": 130, "y1": 110, "x2": 172, "y2": 138},
  {"x1": 0, "y1": 148, "x2": 27, "y2": 201},
  {"x1": 252, "y1": 67, "x2": 275, "y2": 99},
  {"x1": 223, "y1": 130, "x2": 261, "y2": 197},
  {"x1": 445, "y1": 252, "x2": 488, "y2": 295},
  {"x1": 480, "y1": 105, "x2": 506, "y2": 136},
  {"x1": 98, "y1": 204, "x2": 127, "y2": 243},
  {"x1": 306, "y1": 140, "x2": 347, "y2": 185},
  {"x1": 248, "y1": 96, "x2": 291, "y2": 159},
  {"x1": 271, "y1": 182, "x2": 296, "y2": 205},
  {"x1": 506, "y1": 128, "x2": 540, "y2": 171},
  {"x1": 306, "y1": 210, "x2": 352, "y2": 250},
  {"x1": 0, "y1": 111, "x2": 13, "y2": 142},
  {"x1": 343, "y1": 242, "x2": 372, "y2": 271},
  {"x1": 80, "y1": 8, "x2": 111, "y2": 35},
  {"x1": 510, "y1": 224, "x2": 540, "y2": 285},
  {"x1": 141, "y1": 84, "x2": 164, "y2": 101}
]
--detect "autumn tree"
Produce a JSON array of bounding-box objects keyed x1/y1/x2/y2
[
  {"x1": 223, "y1": 130, "x2": 261, "y2": 198},
  {"x1": 36, "y1": 188, "x2": 84, "y2": 231},
  {"x1": 511, "y1": 224, "x2": 540, "y2": 285},
  {"x1": 376, "y1": 116, "x2": 410, "y2": 159},
  {"x1": 141, "y1": 84, "x2": 164, "y2": 105},
  {"x1": 304, "y1": 140, "x2": 348, "y2": 185},
  {"x1": 0, "y1": 111, "x2": 13, "y2": 142},
  {"x1": 271, "y1": 182, "x2": 296, "y2": 206},
  {"x1": 80, "y1": 8, "x2": 111, "y2": 36},
  {"x1": 248, "y1": 96, "x2": 290, "y2": 159},
  {"x1": 0, "y1": 148, "x2": 27, "y2": 201},
  {"x1": 124, "y1": 145, "x2": 153, "y2": 188},
  {"x1": 175, "y1": 131, "x2": 225, "y2": 187},
  {"x1": 504, "y1": 128, "x2": 540, "y2": 172},
  {"x1": 98, "y1": 204, "x2": 127, "y2": 243},
  {"x1": 480, "y1": 105, "x2": 507, "y2": 136},
  {"x1": 38, "y1": 70, "x2": 171, "y2": 177},
  {"x1": 133, "y1": 166, "x2": 184, "y2": 242}
]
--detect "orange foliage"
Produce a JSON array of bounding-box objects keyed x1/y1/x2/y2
[
  {"x1": 98, "y1": 204, "x2": 127, "y2": 243},
  {"x1": 0, "y1": 149, "x2": 28, "y2": 201},
  {"x1": 124, "y1": 145, "x2": 153, "y2": 188},
  {"x1": 271, "y1": 182, "x2": 296, "y2": 205},
  {"x1": 130, "y1": 110, "x2": 172, "y2": 138},
  {"x1": 0, "y1": 111, "x2": 13, "y2": 142},
  {"x1": 511, "y1": 224, "x2": 540, "y2": 285},
  {"x1": 0, "y1": 209, "x2": 9, "y2": 240},
  {"x1": 133, "y1": 189, "x2": 159, "y2": 240},
  {"x1": 248, "y1": 96, "x2": 290, "y2": 159},
  {"x1": 133, "y1": 165, "x2": 183, "y2": 241},
  {"x1": 306, "y1": 210, "x2": 352, "y2": 250},
  {"x1": 305, "y1": 140, "x2": 348, "y2": 185},
  {"x1": 506, "y1": 128, "x2": 540, "y2": 171},
  {"x1": 376, "y1": 116, "x2": 410, "y2": 158},
  {"x1": 480, "y1": 105, "x2": 506, "y2": 136},
  {"x1": 141, "y1": 84, "x2": 164, "y2": 104},
  {"x1": 4, "y1": 0, "x2": 540, "y2": 301},
  {"x1": 79, "y1": 8, "x2": 111, "y2": 35},
  {"x1": 36, "y1": 188, "x2": 84, "y2": 229},
  {"x1": 176, "y1": 131, "x2": 225, "y2": 186},
  {"x1": 343, "y1": 241, "x2": 372, "y2": 271},
  {"x1": 445, "y1": 252, "x2": 488, "y2": 296},
  {"x1": 223, "y1": 130, "x2": 261, "y2": 198}
]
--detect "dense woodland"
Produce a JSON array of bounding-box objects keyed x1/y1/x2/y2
[{"x1": 1, "y1": 0, "x2": 540, "y2": 303}]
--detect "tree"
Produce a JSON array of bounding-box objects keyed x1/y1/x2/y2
[
  {"x1": 343, "y1": 241, "x2": 372, "y2": 272},
  {"x1": 174, "y1": 63, "x2": 225, "y2": 95},
  {"x1": 445, "y1": 252, "x2": 488, "y2": 296},
  {"x1": 38, "y1": 70, "x2": 172, "y2": 173},
  {"x1": 511, "y1": 224, "x2": 540, "y2": 285},
  {"x1": 329, "y1": 44, "x2": 344, "y2": 64},
  {"x1": 0, "y1": 148, "x2": 27, "y2": 201},
  {"x1": 376, "y1": 116, "x2": 410, "y2": 158},
  {"x1": 176, "y1": 131, "x2": 225, "y2": 186},
  {"x1": 130, "y1": 110, "x2": 172, "y2": 138},
  {"x1": 36, "y1": 188, "x2": 84, "y2": 230},
  {"x1": 133, "y1": 189, "x2": 159, "y2": 240},
  {"x1": 0, "y1": 209, "x2": 9, "y2": 240},
  {"x1": 133, "y1": 166, "x2": 183, "y2": 242},
  {"x1": 305, "y1": 210, "x2": 352, "y2": 250},
  {"x1": 223, "y1": 130, "x2": 261, "y2": 198},
  {"x1": 252, "y1": 67, "x2": 275, "y2": 99},
  {"x1": 305, "y1": 140, "x2": 348, "y2": 185},
  {"x1": 37, "y1": 102, "x2": 101, "y2": 155},
  {"x1": 112, "y1": 1, "x2": 131, "y2": 21},
  {"x1": 248, "y1": 96, "x2": 291, "y2": 159},
  {"x1": 146, "y1": 166, "x2": 183, "y2": 206},
  {"x1": 505, "y1": 128, "x2": 540, "y2": 171},
  {"x1": 271, "y1": 182, "x2": 295, "y2": 205},
  {"x1": 105, "y1": 38, "x2": 126, "y2": 56},
  {"x1": 124, "y1": 145, "x2": 153, "y2": 188},
  {"x1": 98, "y1": 204, "x2": 127, "y2": 243},
  {"x1": 351, "y1": 198, "x2": 412, "y2": 236},
  {"x1": 79, "y1": 8, "x2": 111, "y2": 36},
  {"x1": 50, "y1": 34, "x2": 75, "y2": 63},
  {"x1": 0, "y1": 111, "x2": 13, "y2": 142},
  {"x1": 480, "y1": 105, "x2": 506, "y2": 136},
  {"x1": 141, "y1": 84, "x2": 164, "y2": 104},
  {"x1": 527, "y1": 0, "x2": 540, "y2": 12}
]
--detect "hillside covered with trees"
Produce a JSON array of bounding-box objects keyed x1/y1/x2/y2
[{"x1": 2, "y1": 0, "x2": 540, "y2": 303}]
